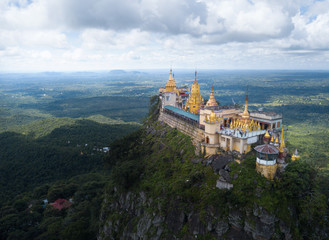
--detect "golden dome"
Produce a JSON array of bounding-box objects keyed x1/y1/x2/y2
[
  {"x1": 210, "y1": 111, "x2": 217, "y2": 123},
  {"x1": 206, "y1": 85, "x2": 218, "y2": 107}
]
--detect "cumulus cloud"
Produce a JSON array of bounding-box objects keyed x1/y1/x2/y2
[
  {"x1": 80, "y1": 29, "x2": 152, "y2": 50},
  {"x1": 0, "y1": 30, "x2": 68, "y2": 49},
  {"x1": 1, "y1": 0, "x2": 329, "y2": 71}
]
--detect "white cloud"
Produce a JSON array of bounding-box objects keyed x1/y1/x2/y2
[
  {"x1": 80, "y1": 29, "x2": 152, "y2": 50},
  {"x1": 0, "y1": 0, "x2": 329, "y2": 71},
  {"x1": 0, "y1": 30, "x2": 68, "y2": 49},
  {"x1": 0, "y1": 0, "x2": 49, "y2": 30}
]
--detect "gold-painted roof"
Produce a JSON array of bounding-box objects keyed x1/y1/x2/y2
[{"x1": 206, "y1": 84, "x2": 218, "y2": 107}]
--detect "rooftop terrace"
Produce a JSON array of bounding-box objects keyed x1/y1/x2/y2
[{"x1": 164, "y1": 105, "x2": 199, "y2": 122}]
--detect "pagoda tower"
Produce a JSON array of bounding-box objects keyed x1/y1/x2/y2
[
  {"x1": 206, "y1": 84, "x2": 218, "y2": 107},
  {"x1": 291, "y1": 149, "x2": 300, "y2": 161},
  {"x1": 242, "y1": 88, "x2": 250, "y2": 119},
  {"x1": 255, "y1": 143, "x2": 279, "y2": 180},
  {"x1": 187, "y1": 71, "x2": 201, "y2": 114},
  {"x1": 165, "y1": 68, "x2": 177, "y2": 93}
]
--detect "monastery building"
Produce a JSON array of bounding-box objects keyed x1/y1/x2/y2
[{"x1": 159, "y1": 69, "x2": 294, "y2": 180}]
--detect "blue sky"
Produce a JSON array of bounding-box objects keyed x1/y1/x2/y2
[{"x1": 1, "y1": 0, "x2": 329, "y2": 71}]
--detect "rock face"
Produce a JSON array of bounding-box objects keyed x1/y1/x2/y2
[
  {"x1": 98, "y1": 189, "x2": 295, "y2": 240},
  {"x1": 98, "y1": 190, "x2": 229, "y2": 239}
]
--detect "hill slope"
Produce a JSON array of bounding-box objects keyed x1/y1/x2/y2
[
  {"x1": 0, "y1": 119, "x2": 139, "y2": 206},
  {"x1": 99, "y1": 120, "x2": 329, "y2": 240}
]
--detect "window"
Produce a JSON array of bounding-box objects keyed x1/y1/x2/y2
[
  {"x1": 272, "y1": 123, "x2": 275, "y2": 129},
  {"x1": 277, "y1": 122, "x2": 281, "y2": 128},
  {"x1": 166, "y1": 96, "x2": 170, "y2": 101}
]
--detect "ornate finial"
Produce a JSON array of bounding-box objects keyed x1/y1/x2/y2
[
  {"x1": 169, "y1": 68, "x2": 173, "y2": 80},
  {"x1": 263, "y1": 129, "x2": 271, "y2": 144},
  {"x1": 194, "y1": 70, "x2": 197, "y2": 83}
]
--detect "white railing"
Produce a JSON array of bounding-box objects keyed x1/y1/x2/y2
[
  {"x1": 218, "y1": 128, "x2": 266, "y2": 139},
  {"x1": 256, "y1": 157, "x2": 276, "y2": 165}
]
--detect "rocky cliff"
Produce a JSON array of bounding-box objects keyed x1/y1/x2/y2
[{"x1": 98, "y1": 121, "x2": 328, "y2": 240}]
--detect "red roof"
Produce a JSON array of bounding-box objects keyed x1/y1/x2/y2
[
  {"x1": 254, "y1": 144, "x2": 279, "y2": 154},
  {"x1": 50, "y1": 199, "x2": 72, "y2": 210}
]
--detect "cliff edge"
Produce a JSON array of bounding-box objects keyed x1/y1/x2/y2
[{"x1": 99, "y1": 120, "x2": 328, "y2": 239}]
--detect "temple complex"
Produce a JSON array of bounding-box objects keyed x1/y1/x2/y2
[{"x1": 159, "y1": 69, "x2": 296, "y2": 180}]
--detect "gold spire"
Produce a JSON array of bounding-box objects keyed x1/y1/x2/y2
[
  {"x1": 279, "y1": 126, "x2": 285, "y2": 153},
  {"x1": 165, "y1": 68, "x2": 177, "y2": 92},
  {"x1": 270, "y1": 135, "x2": 274, "y2": 143},
  {"x1": 242, "y1": 87, "x2": 250, "y2": 119},
  {"x1": 264, "y1": 129, "x2": 270, "y2": 138},
  {"x1": 206, "y1": 84, "x2": 218, "y2": 107}
]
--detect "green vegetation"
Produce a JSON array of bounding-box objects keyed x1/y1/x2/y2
[
  {"x1": 0, "y1": 173, "x2": 107, "y2": 240},
  {"x1": 103, "y1": 118, "x2": 328, "y2": 239},
  {"x1": 0, "y1": 120, "x2": 139, "y2": 206},
  {"x1": 0, "y1": 70, "x2": 329, "y2": 239}
]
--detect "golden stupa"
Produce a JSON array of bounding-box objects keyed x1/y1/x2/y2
[
  {"x1": 186, "y1": 71, "x2": 201, "y2": 114},
  {"x1": 165, "y1": 68, "x2": 177, "y2": 93},
  {"x1": 206, "y1": 84, "x2": 218, "y2": 107}
]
